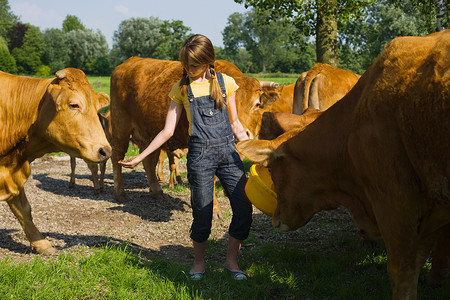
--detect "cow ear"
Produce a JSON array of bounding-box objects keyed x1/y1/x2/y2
[
  {"x1": 260, "y1": 91, "x2": 280, "y2": 107},
  {"x1": 236, "y1": 139, "x2": 274, "y2": 163},
  {"x1": 96, "y1": 92, "x2": 110, "y2": 111}
]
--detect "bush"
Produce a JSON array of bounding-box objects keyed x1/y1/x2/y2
[
  {"x1": 35, "y1": 65, "x2": 52, "y2": 77},
  {"x1": 0, "y1": 37, "x2": 17, "y2": 73}
]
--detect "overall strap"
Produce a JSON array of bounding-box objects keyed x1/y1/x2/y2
[{"x1": 186, "y1": 80, "x2": 194, "y2": 101}]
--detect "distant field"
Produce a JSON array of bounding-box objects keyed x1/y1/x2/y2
[{"x1": 86, "y1": 74, "x2": 299, "y2": 95}]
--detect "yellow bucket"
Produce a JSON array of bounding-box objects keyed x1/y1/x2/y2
[{"x1": 245, "y1": 164, "x2": 277, "y2": 216}]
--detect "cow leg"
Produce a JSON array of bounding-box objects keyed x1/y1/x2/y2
[
  {"x1": 7, "y1": 188, "x2": 56, "y2": 255},
  {"x1": 99, "y1": 160, "x2": 107, "y2": 193},
  {"x1": 87, "y1": 163, "x2": 100, "y2": 195},
  {"x1": 428, "y1": 224, "x2": 450, "y2": 287},
  {"x1": 157, "y1": 149, "x2": 166, "y2": 182},
  {"x1": 167, "y1": 151, "x2": 176, "y2": 188},
  {"x1": 112, "y1": 138, "x2": 131, "y2": 202},
  {"x1": 141, "y1": 149, "x2": 163, "y2": 199},
  {"x1": 213, "y1": 176, "x2": 222, "y2": 220},
  {"x1": 374, "y1": 200, "x2": 434, "y2": 300},
  {"x1": 174, "y1": 155, "x2": 183, "y2": 184},
  {"x1": 69, "y1": 156, "x2": 76, "y2": 188}
]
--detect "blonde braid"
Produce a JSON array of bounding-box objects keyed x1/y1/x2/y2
[
  {"x1": 209, "y1": 65, "x2": 225, "y2": 109},
  {"x1": 179, "y1": 68, "x2": 189, "y2": 97}
]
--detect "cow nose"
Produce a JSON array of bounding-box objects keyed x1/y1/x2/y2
[{"x1": 97, "y1": 144, "x2": 112, "y2": 160}]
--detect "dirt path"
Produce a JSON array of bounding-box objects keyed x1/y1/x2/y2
[{"x1": 0, "y1": 155, "x2": 357, "y2": 263}]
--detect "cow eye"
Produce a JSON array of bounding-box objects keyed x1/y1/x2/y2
[{"x1": 69, "y1": 103, "x2": 80, "y2": 110}]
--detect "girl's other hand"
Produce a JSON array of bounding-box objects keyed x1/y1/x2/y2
[{"x1": 118, "y1": 157, "x2": 140, "y2": 169}]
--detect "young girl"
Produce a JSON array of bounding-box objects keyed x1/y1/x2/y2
[{"x1": 119, "y1": 34, "x2": 252, "y2": 280}]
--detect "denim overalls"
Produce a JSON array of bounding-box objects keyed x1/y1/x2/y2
[{"x1": 186, "y1": 72, "x2": 252, "y2": 243}]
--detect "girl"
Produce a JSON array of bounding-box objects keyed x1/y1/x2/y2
[{"x1": 119, "y1": 34, "x2": 252, "y2": 280}]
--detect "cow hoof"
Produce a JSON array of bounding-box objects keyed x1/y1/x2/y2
[
  {"x1": 32, "y1": 240, "x2": 57, "y2": 256},
  {"x1": 114, "y1": 192, "x2": 129, "y2": 203},
  {"x1": 176, "y1": 176, "x2": 183, "y2": 184},
  {"x1": 149, "y1": 190, "x2": 164, "y2": 200}
]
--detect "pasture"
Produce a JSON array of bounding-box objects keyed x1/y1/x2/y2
[
  {"x1": 0, "y1": 154, "x2": 448, "y2": 299},
  {"x1": 0, "y1": 74, "x2": 447, "y2": 299}
]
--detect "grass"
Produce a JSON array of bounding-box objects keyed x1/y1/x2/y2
[{"x1": 0, "y1": 235, "x2": 447, "y2": 299}]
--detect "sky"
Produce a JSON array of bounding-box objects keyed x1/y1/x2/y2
[{"x1": 8, "y1": 0, "x2": 250, "y2": 48}]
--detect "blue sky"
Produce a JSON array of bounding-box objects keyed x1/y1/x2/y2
[{"x1": 8, "y1": 0, "x2": 250, "y2": 48}]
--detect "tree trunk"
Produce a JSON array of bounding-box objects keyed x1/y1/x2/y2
[
  {"x1": 316, "y1": 7, "x2": 338, "y2": 66},
  {"x1": 435, "y1": 0, "x2": 447, "y2": 31}
]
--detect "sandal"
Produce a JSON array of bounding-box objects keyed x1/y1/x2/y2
[
  {"x1": 225, "y1": 267, "x2": 248, "y2": 280},
  {"x1": 189, "y1": 268, "x2": 205, "y2": 280}
]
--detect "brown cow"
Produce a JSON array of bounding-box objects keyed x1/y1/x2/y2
[
  {"x1": 258, "y1": 108, "x2": 322, "y2": 140},
  {"x1": 0, "y1": 68, "x2": 111, "y2": 255},
  {"x1": 293, "y1": 63, "x2": 360, "y2": 114},
  {"x1": 110, "y1": 58, "x2": 280, "y2": 210},
  {"x1": 237, "y1": 30, "x2": 450, "y2": 299},
  {"x1": 69, "y1": 108, "x2": 112, "y2": 194}
]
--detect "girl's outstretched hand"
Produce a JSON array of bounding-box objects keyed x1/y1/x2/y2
[{"x1": 118, "y1": 157, "x2": 141, "y2": 169}]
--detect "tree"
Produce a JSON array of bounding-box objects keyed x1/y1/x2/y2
[
  {"x1": 111, "y1": 17, "x2": 191, "y2": 64},
  {"x1": 0, "y1": 0, "x2": 18, "y2": 39},
  {"x1": 41, "y1": 28, "x2": 69, "y2": 73},
  {"x1": 7, "y1": 22, "x2": 27, "y2": 51},
  {"x1": 66, "y1": 29, "x2": 109, "y2": 72},
  {"x1": 153, "y1": 20, "x2": 191, "y2": 60},
  {"x1": 62, "y1": 15, "x2": 85, "y2": 33},
  {"x1": 0, "y1": 35, "x2": 16, "y2": 72},
  {"x1": 11, "y1": 24, "x2": 42, "y2": 74},
  {"x1": 223, "y1": 10, "x2": 314, "y2": 73},
  {"x1": 339, "y1": 0, "x2": 436, "y2": 73},
  {"x1": 389, "y1": 0, "x2": 448, "y2": 31},
  {"x1": 234, "y1": 0, "x2": 375, "y2": 66}
]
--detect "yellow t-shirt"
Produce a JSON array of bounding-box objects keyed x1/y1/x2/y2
[{"x1": 169, "y1": 73, "x2": 239, "y2": 135}]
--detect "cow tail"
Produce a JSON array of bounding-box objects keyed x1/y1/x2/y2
[
  {"x1": 302, "y1": 64, "x2": 323, "y2": 113},
  {"x1": 209, "y1": 65, "x2": 225, "y2": 110}
]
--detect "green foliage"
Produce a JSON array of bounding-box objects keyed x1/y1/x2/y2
[
  {"x1": 0, "y1": 36, "x2": 16, "y2": 72},
  {"x1": 35, "y1": 65, "x2": 51, "y2": 77},
  {"x1": 66, "y1": 29, "x2": 109, "y2": 71},
  {"x1": 41, "y1": 28, "x2": 69, "y2": 73},
  {"x1": 339, "y1": 0, "x2": 436, "y2": 73},
  {"x1": 223, "y1": 9, "x2": 315, "y2": 73},
  {"x1": 11, "y1": 24, "x2": 43, "y2": 74},
  {"x1": 111, "y1": 17, "x2": 191, "y2": 65},
  {"x1": 62, "y1": 14, "x2": 85, "y2": 33},
  {"x1": 0, "y1": 0, "x2": 18, "y2": 39}
]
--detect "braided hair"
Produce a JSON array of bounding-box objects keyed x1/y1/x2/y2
[{"x1": 179, "y1": 34, "x2": 225, "y2": 109}]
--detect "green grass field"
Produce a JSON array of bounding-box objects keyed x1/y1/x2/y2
[
  {"x1": 1, "y1": 233, "x2": 447, "y2": 299},
  {"x1": 86, "y1": 74, "x2": 298, "y2": 97}
]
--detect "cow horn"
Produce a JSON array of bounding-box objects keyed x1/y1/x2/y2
[
  {"x1": 260, "y1": 81, "x2": 280, "y2": 89},
  {"x1": 55, "y1": 70, "x2": 66, "y2": 79}
]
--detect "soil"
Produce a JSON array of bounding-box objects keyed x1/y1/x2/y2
[{"x1": 0, "y1": 154, "x2": 358, "y2": 264}]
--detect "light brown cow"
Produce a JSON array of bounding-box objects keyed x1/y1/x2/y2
[
  {"x1": 110, "y1": 58, "x2": 280, "y2": 212},
  {"x1": 0, "y1": 68, "x2": 111, "y2": 255},
  {"x1": 237, "y1": 30, "x2": 450, "y2": 300},
  {"x1": 292, "y1": 63, "x2": 360, "y2": 114},
  {"x1": 157, "y1": 148, "x2": 188, "y2": 188},
  {"x1": 69, "y1": 108, "x2": 112, "y2": 194}
]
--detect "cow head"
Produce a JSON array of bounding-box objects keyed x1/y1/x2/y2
[
  {"x1": 34, "y1": 68, "x2": 111, "y2": 163},
  {"x1": 236, "y1": 128, "x2": 319, "y2": 231},
  {"x1": 234, "y1": 77, "x2": 280, "y2": 139}
]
